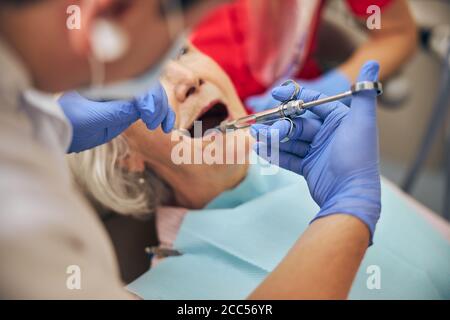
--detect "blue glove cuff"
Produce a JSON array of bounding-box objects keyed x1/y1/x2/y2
[
  {"x1": 312, "y1": 203, "x2": 381, "y2": 246},
  {"x1": 310, "y1": 174, "x2": 381, "y2": 246}
]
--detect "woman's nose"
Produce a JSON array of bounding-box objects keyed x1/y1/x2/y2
[
  {"x1": 175, "y1": 76, "x2": 204, "y2": 103},
  {"x1": 166, "y1": 63, "x2": 204, "y2": 102}
]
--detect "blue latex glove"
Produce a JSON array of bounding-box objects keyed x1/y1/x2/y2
[
  {"x1": 251, "y1": 61, "x2": 381, "y2": 244},
  {"x1": 59, "y1": 82, "x2": 176, "y2": 153},
  {"x1": 246, "y1": 69, "x2": 352, "y2": 112}
]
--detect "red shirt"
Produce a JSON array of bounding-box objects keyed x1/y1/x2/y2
[{"x1": 191, "y1": 0, "x2": 392, "y2": 105}]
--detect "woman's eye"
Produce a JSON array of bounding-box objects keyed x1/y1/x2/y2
[{"x1": 177, "y1": 46, "x2": 189, "y2": 59}]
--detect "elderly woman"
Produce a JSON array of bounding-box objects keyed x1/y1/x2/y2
[
  {"x1": 68, "y1": 44, "x2": 450, "y2": 300},
  {"x1": 68, "y1": 43, "x2": 251, "y2": 217}
]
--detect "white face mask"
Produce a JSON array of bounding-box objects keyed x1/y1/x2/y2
[
  {"x1": 80, "y1": 33, "x2": 187, "y2": 101},
  {"x1": 80, "y1": 0, "x2": 187, "y2": 101}
]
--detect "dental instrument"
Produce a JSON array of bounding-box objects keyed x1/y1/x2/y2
[
  {"x1": 145, "y1": 247, "x2": 183, "y2": 259},
  {"x1": 217, "y1": 80, "x2": 383, "y2": 132}
]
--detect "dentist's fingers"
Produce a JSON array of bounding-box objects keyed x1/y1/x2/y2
[
  {"x1": 136, "y1": 83, "x2": 172, "y2": 131},
  {"x1": 350, "y1": 61, "x2": 380, "y2": 121},
  {"x1": 277, "y1": 150, "x2": 304, "y2": 173},
  {"x1": 158, "y1": 85, "x2": 176, "y2": 133},
  {"x1": 296, "y1": 87, "x2": 348, "y2": 120},
  {"x1": 253, "y1": 140, "x2": 310, "y2": 158},
  {"x1": 302, "y1": 110, "x2": 321, "y2": 121},
  {"x1": 251, "y1": 116, "x2": 322, "y2": 143},
  {"x1": 279, "y1": 140, "x2": 310, "y2": 157},
  {"x1": 162, "y1": 108, "x2": 176, "y2": 133},
  {"x1": 272, "y1": 82, "x2": 298, "y2": 102},
  {"x1": 149, "y1": 84, "x2": 170, "y2": 129},
  {"x1": 291, "y1": 116, "x2": 322, "y2": 142},
  {"x1": 60, "y1": 91, "x2": 140, "y2": 128},
  {"x1": 356, "y1": 61, "x2": 380, "y2": 89},
  {"x1": 253, "y1": 142, "x2": 304, "y2": 173},
  {"x1": 139, "y1": 92, "x2": 169, "y2": 130}
]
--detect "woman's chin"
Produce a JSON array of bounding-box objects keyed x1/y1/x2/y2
[{"x1": 200, "y1": 131, "x2": 252, "y2": 165}]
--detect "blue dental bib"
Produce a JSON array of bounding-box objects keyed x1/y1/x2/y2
[{"x1": 129, "y1": 159, "x2": 450, "y2": 300}]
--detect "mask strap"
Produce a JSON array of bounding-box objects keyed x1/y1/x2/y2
[
  {"x1": 88, "y1": 55, "x2": 105, "y2": 89},
  {"x1": 86, "y1": 0, "x2": 187, "y2": 97}
]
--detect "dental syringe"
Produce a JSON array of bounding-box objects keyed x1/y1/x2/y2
[{"x1": 216, "y1": 80, "x2": 383, "y2": 132}]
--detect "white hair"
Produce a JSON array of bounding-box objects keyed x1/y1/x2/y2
[{"x1": 68, "y1": 136, "x2": 172, "y2": 217}]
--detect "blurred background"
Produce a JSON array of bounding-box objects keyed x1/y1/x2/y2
[{"x1": 318, "y1": 0, "x2": 450, "y2": 219}]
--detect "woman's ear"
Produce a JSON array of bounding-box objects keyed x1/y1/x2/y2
[{"x1": 119, "y1": 151, "x2": 146, "y2": 173}]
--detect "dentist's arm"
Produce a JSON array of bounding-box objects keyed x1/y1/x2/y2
[
  {"x1": 249, "y1": 215, "x2": 369, "y2": 299},
  {"x1": 246, "y1": 0, "x2": 416, "y2": 112},
  {"x1": 250, "y1": 61, "x2": 381, "y2": 299},
  {"x1": 340, "y1": 0, "x2": 417, "y2": 82}
]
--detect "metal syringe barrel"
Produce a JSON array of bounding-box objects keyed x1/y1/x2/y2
[{"x1": 218, "y1": 81, "x2": 383, "y2": 131}]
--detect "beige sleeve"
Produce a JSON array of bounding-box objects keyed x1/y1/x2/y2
[
  {"x1": 0, "y1": 228, "x2": 134, "y2": 300},
  {"x1": 0, "y1": 118, "x2": 134, "y2": 299}
]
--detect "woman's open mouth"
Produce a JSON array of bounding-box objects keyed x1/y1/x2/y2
[{"x1": 188, "y1": 100, "x2": 229, "y2": 137}]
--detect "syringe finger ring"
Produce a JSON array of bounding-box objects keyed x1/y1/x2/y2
[{"x1": 280, "y1": 118, "x2": 297, "y2": 143}]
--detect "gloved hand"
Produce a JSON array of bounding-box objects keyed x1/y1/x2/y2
[
  {"x1": 59, "y1": 82, "x2": 176, "y2": 153},
  {"x1": 246, "y1": 69, "x2": 352, "y2": 112},
  {"x1": 251, "y1": 61, "x2": 381, "y2": 244}
]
